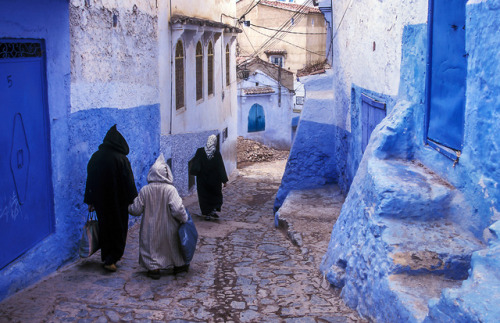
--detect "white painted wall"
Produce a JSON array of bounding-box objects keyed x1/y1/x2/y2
[
  {"x1": 328, "y1": 0, "x2": 427, "y2": 131},
  {"x1": 238, "y1": 71, "x2": 294, "y2": 149},
  {"x1": 70, "y1": 0, "x2": 159, "y2": 113}
]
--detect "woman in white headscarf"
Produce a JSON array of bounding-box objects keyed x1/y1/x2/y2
[
  {"x1": 128, "y1": 154, "x2": 188, "y2": 279},
  {"x1": 190, "y1": 135, "x2": 228, "y2": 220}
]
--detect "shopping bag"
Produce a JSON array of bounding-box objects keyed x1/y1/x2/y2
[
  {"x1": 79, "y1": 211, "x2": 100, "y2": 258},
  {"x1": 178, "y1": 209, "x2": 198, "y2": 264}
]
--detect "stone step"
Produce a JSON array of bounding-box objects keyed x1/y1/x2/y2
[
  {"x1": 275, "y1": 185, "x2": 345, "y2": 265},
  {"x1": 382, "y1": 218, "x2": 484, "y2": 279},
  {"x1": 368, "y1": 159, "x2": 456, "y2": 221},
  {"x1": 388, "y1": 273, "x2": 463, "y2": 322}
]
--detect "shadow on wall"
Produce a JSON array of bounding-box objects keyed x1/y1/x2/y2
[
  {"x1": 67, "y1": 105, "x2": 161, "y2": 231},
  {"x1": 274, "y1": 119, "x2": 340, "y2": 213}
]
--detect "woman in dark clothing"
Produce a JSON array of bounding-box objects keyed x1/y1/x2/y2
[
  {"x1": 191, "y1": 135, "x2": 228, "y2": 221},
  {"x1": 84, "y1": 125, "x2": 138, "y2": 272}
]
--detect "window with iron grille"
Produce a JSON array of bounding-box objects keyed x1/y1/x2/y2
[
  {"x1": 208, "y1": 42, "x2": 214, "y2": 96},
  {"x1": 226, "y1": 44, "x2": 230, "y2": 87},
  {"x1": 196, "y1": 41, "x2": 203, "y2": 101},
  {"x1": 175, "y1": 40, "x2": 184, "y2": 110}
]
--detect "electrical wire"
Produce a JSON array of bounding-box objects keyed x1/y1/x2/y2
[
  {"x1": 250, "y1": 23, "x2": 327, "y2": 35},
  {"x1": 249, "y1": 25, "x2": 325, "y2": 57},
  {"x1": 248, "y1": 0, "x2": 316, "y2": 59}
]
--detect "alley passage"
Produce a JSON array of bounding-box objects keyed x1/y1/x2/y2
[{"x1": 0, "y1": 160, "x2": 363, "y2": 322}]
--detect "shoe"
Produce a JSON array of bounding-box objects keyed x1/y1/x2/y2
[
  {"x1": 174, "y1": 264, "x2": 189, "y2": 274},
  {"x1": 147, "y1": 269, "x2": 161, "y2": 280},
  {"x1": 103, "y1": 263, "x2": 117, "y2": 272},
  {"x1": 210, "y1": 212, "x2": 219, "y2": 219},
  {"x1": 204, "y1": 215, "x2": 211, "y2": 221}
]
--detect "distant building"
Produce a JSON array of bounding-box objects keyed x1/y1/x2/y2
[
  {"x1": 237, "y1": 57, "x2": 295, "y2": 149},
  {"x1": 277, "y1": 0, "x2": 500, "y2": 321},
  {"x1": 236, "y1": 0, "x2": 327, "y2": 74},
  {"x1": 0, "y1": 0, "x2": 240, "y2": 302}
]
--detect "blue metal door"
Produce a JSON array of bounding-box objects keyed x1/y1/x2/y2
[
  {"x1": 361, "y1": 94, "x2": 386, "y2": 153},
  {"x1": 0, "y1": 40, "x2": 54, "y2": 269},
  {"x1": 427, "y1": 0, "x2": 467, "y2": 151},
  {"x1": 248, "y1": 104, "x2": 265, "y2": 132}
]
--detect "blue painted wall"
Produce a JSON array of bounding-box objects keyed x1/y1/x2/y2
[
  {"x1": 161, "y1": 129, "x2": 218, "y2": 197},
  {"x1": 0, "y1": 0, "x2": 71, "y2": 301},
  {"x1": 0, "y1": 104, "x2": 160, "y2": 301},
  {"x1": 0, "y1": 0, "x2": 162, "y2": 302},
  {"x1": 274, "y1": 70, "x2": 339, "y2": 213},
  {"x1": 318, "y1": 0, "x2": 500, "y2": 321}
]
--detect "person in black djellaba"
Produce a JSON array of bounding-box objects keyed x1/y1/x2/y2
[
  {"x1": 84, "y1": 125, "x2": 138, "y2": 272},
  {"x1": 190, "y1": 135, "x2": 228, "y2": 221}
]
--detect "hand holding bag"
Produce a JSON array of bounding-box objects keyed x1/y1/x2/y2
[
  {"x1": 178, "y1": 209, "x2": 198, "y2": 264},
  {"x1": 79, "y1": 211, "x2": 100, "y2": 258}
]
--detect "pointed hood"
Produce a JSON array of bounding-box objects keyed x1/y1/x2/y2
[
  {"x1": 100, "y1": 124, "x2": 130, "y2": 155},
  {"x1": 147, "y1": 154, "x2": 173, "y2": 184}
]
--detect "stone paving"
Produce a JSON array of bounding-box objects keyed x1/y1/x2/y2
[{"x1": 0, "y1": 160, "x2": 365, "y2": 323}]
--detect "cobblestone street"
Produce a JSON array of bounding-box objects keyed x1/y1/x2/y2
[{"x1": 0, "y1": 160, "x2": 364, "y2": 322}]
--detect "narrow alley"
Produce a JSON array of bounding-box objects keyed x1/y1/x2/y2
[{"x1": 0, "y1": 158, "x2": 364, "y2": 322}]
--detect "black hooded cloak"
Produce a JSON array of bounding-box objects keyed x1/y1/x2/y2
[
  {"x1": 192, "y1": 148, "x2": 228, "y2": 215},
  {"x1": 84, "y1": 125, "x2": 137, "y2": 265}
]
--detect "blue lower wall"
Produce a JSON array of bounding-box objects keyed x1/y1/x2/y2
[
  {"x1": 0, "y1": 104, "x2": 160, "y2": 301},
  {"x1": 161, "y1": 130, "x2": 218, "y2": 197},
  {"x1": 274, "y1": 120, "x2": 338, "y2": 212}
]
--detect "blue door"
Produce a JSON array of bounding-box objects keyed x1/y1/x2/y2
[
  {"x1": 0, "y1": 40, "x2": 54, "y2": 269},
  {"x1": 427, "y1": 0, "x2": 467, "y2": 151},
  {"x1": 361, "y1": 94, "x2": 386, "y2": 153},
  {"x1": 248, "y1": 104, "x2": 265, "y2": 132}
]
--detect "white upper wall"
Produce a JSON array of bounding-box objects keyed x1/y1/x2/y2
[
  {"x1": 171, "y1": 0, "x2": 237, "y2": 26},
  {"x1": 70, "y1": 0, "x2": 159, "y2": 112},
  {"x1": 331, "y1": 0, "x2": 427, "y2": 96}
]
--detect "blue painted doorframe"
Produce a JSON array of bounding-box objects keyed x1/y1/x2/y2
[
  {"x1": 361, "y1": 94, "x2": 386, "y2": 153},
  {"x1": 425, "y1": 0, "x2": 467, "y2": 158},
  {"x1": 248, "y1": 103, "x2": 265, "y2": 132},
  {"x1": 0, "y1": 39, "x2": 54, "y2": 269}
]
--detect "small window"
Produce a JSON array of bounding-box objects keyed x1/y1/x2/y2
[
  {"x1": 175, "y1": 40, "x2": 184, "y2": 110},
  {"x1": 196, "y1": 41, "x2": 203, "y2": 101},
  {"x1": 222, "y1": 127, "x2": 228, "y2": 142},
  {"x1": 296, "y1": 96, "x2": 304, "y2": 105},
  {"x1": 225, "y1": 44, "x2": 230, "y2": 87},
  {"x1": 311, "y1": 18, "x2": 315, "y2": 26},
  {"x1": 291, "y1": 17, "x2": 294, "y2": 25},
  {"x1": 270, "y1": 55, "x2": 284, "y2": 67},
  {"x1": 208, "y1": 41, "x2": 214, "y2": 96}
]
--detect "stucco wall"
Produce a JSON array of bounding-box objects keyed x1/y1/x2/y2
[
  {"x1": 274, "y1": 70, "x2": 338, "y2": 212},
  {"x1": 318, "y1": 0, "x2": 500, "y2": 321},
  {"x1": 238, "y1": 71, "x2": 294, "y2": 149},
  {"x1": 236, "y1": 0, "x2": 327, "y2": 73},
  {"x1": 70, "y1": 0, "x2": 159, "y2": 112},
  {"x1": 0, "y1": 0, "x2": 71, "y2": 302}
]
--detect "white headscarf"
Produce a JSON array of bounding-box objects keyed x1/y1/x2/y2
[
  {"x1": 204, "y1": 134, "x2": 217, "y2": 160},
  {"x1": 147, "y1": 154, "x2": 173, "y2": 184}
]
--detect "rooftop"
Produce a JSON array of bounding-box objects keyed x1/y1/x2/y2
[
  {"x1": 243, "y1": 86, "x2": 275, "y2": 95},
  {"x1": 170, "y1": 15, "x2": 242, "y2": 33},
  {"x1": 260, "y1": 0, "x2": 322, "y2": 14}
]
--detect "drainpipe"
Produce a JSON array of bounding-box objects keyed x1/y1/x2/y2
[
  {"x1": 169, "y1": 0, "x2": 173, "y2": 134},
  {"x1": 424, "y1": 0, "x2": 433, "y2": 143},
  {"x1": 221, "y1": 14, "x2": 225, "y2": 103}
]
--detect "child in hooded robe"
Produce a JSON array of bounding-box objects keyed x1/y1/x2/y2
[{"x1": 128, "y1": 154, "x2": 189, "y2": 279}]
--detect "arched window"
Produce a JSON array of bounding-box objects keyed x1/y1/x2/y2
[
  {"x1": 248, "y1": 104, "x2": 265, "y2": 132},
  {"x1": 175, "y1": 40, "x2": 184, "y2": 110},
  {"x1": 196, "y1": 41, "x2": 203, "y2": 101},
  {"x1": 225, "y1": 44, "x2": 230, "y2": 87},
  {"x1": 207, "y1": 41, "x2": 214, "y2": 96}
]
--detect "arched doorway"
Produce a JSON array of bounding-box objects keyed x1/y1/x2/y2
[{"x1": 248, "y1": 104, "x2": 265, "y2": 132}]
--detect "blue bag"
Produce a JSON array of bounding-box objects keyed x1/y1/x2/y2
[{"x1": 178, "y1": 209, "x2": 198, "y2": 264}]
